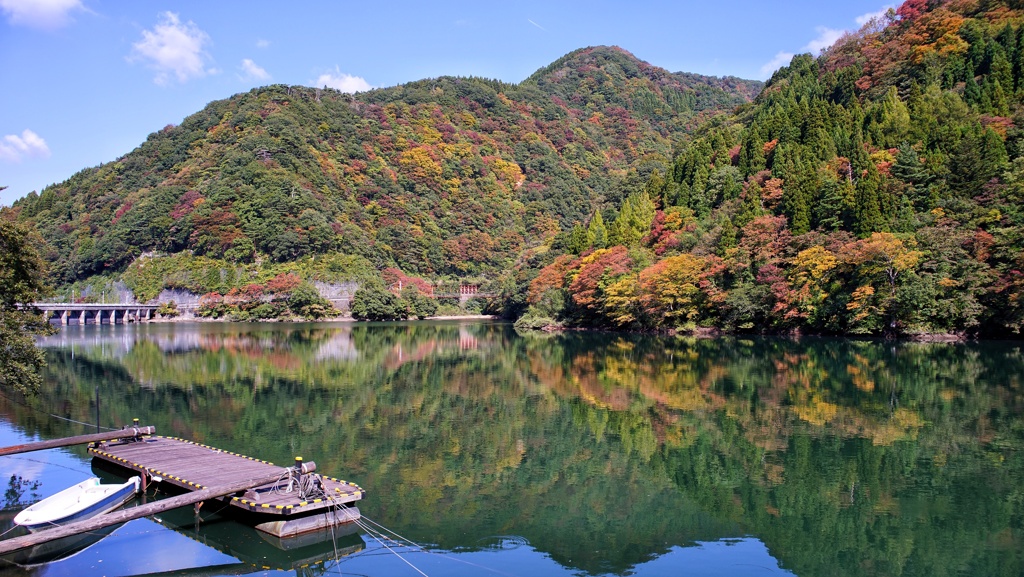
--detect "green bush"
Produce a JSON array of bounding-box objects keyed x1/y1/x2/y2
[
  {"x1": 513, "y1": 313, "x2": 559, "y2": 331},
  {"x1": 351, "y1": 282, "x2": 408, "y2": 321},
  {"x1": 287, "y1": 282, "x2": 336, "y2": 320},
  {"x1": 155, "y1": 301, "x2": 179, "y2": 318},
  {"x1": 401, "y1": 285, "x2": 438, "y2": 319}
]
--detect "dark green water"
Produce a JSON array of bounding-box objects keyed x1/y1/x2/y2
[{"x1": 0, "y1": 321, "x2": 1022, "y2": 576}]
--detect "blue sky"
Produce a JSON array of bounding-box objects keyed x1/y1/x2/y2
[{"x1": 0, "y1": 0, "x2": 893, "y2": 207}]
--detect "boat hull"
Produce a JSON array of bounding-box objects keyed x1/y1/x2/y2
[{"x1": 13, "y1": 477, "x2": 140, "y2": 532}]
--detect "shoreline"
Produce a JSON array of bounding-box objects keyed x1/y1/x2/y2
[{"x1": 145, "y1": 314, "x2": 501, "y2": 324}]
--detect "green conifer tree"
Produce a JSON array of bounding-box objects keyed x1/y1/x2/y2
[
  {"x1": 717, "y1": 218, "x2": 737, "y2": 257},
  {"x1": 781, "y1": 159, "x2": 814, "y2": 235},
  {"x1": 587, "y1": 211, "x2": 608, "y2": 249},
  {"x1": 854, "y1": 165, "x2": 886, "y2": 236},
  {"x1": 892, "y1": 142, "x2": 932, "y2": 209},
  {"x1": 608, "y1": 202, "x2": 632, "y2": 247},
  {"x1": 1013, "y1": 26, "x2": 1024, "y2": 92},
  {"x1": 815, "y1": 179, "x2": 848, "y2": 231},
  {"x1": 988, "y1": 78, "x2": 1011, "y2": 116},
  {"x1": 736, "y1": 180, "x2": 765, "y2": 229},
  {"x1": 965, "y1": 63, "x2": 983, "y2": 107},
  {"x1": 738, "y1": 131, "x2": 766, "y2": 175},
  {"x1": 567, "y1": 223, "x2": 589, "y2": 255},
  {"x1": 990, "y1": 45, "x2": 1013, "y2": 93}
]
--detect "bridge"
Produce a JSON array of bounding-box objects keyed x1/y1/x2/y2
[
  {"x1": 391, "y1": 284, "x2": 498, "y2": 302},
  {"x1": 32, "y1": 303, "x2": 161, "y2": 325}
]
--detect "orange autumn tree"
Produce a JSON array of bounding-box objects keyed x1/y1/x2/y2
[{"x1": 528, "y1": 254, "x2": 577, "y2": 306}]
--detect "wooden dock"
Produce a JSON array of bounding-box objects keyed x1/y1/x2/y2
[{"x1": 88, "y1": 435, "x2": 364, "y2": 536}]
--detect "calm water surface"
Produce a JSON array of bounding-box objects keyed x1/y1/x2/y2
[{"x1": 0, "y1": 321, "x2": 1021, "y2": 577}]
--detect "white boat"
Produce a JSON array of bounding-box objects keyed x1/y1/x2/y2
[{"x1": 13, "y1": 476, "x2": 140, "y2": 532}]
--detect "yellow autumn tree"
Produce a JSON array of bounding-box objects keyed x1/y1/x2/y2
[
  {"x1": 398, "y1": 146, "x2": 442, "y2": 181},
  {"x1": 788, "y1": 245, "x2": 839, "y2": 325},
  {"x1": 638, "y1": 253, "x2": 706, "y2": 328},
  {"x1": 843, "y1": 232, "x2": 922, "y2": 333},
  {"x1": 602, "y1": 276, "x2": 641, "y2": 328}
]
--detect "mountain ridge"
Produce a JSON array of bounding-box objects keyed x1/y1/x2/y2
[{"x1": 6, "y1": 46, "x2": 761, "y2": 287}]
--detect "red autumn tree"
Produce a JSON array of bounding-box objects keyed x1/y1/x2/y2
[{"x1": 568, "y1": 247, "x2": 633, "y2": 313}]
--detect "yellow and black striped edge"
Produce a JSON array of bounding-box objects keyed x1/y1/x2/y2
[{"x1": 90, "y1": 437, "x2": 365, "y2": 514}]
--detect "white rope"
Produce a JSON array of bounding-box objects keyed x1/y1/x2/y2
[
  {"x1": 355, "y1": 512, "x2": 521, "y2": 577},
  {"x1": 0, "y1": 389, "x2": 119, "y2": 431},
  {"x1": 354, "y1": 516, "x2": 430, "y2": 577}
]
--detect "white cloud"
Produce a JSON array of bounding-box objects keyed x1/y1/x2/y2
[
  {"x1": 759, "y1": 51, "x2": 794, "y2": 80},
  {"x1": 314, "y1": 68, "x2": 371, "y2": 93},
  {"x1": 804, "y1": 26, "x2": 844, "y2": 54},
  {"x1": 256, "y1": 38, "x2": 270, "y2": 48},
  {"x1": 0, "y1": 129, "x2": 51, "y2": 163},
  {"x1": 759, "y1": 6, "x2": 892, "y2": 79},
  {"x1": 129, "y1": 12, "x2": 212, "y2": 86},
  {"x1": 856, "y1": 6, "x2": 894, "y2": 26},
  {"x1": 0, "y1": 0, "x2": 83, "y2": 30},
  {"x1": 240, "y1": 58, "x2": 270, "y2": 81}
]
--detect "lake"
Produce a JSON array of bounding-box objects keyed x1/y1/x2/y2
[{"x1": 0, "y1": 321, "x2": 1021, "y2": 576}]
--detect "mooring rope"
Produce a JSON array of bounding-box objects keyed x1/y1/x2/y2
[
  {"x1": 331, "y1": 502, "x2": 433, "y2": 577},
  {"x1": 352, "y1": 511, "x2": 522, "y2": 577},
  {"x1": 0, "y1": 389, "x2": 119, "y2": 431},
  {"x1": 354, "y1": 516, "x2": 430, "y2": 577}
]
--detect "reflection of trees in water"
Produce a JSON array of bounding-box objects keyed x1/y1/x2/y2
[
  {"x1": 5, "y1": 326, "x2": 1023, "y2": 576},
  {"x1": 3, "y1": 475, "x2": 41, "y2": 508}
]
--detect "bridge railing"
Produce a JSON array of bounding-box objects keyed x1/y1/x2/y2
[{"x1": 31, "y1": 303, "x2": 161, "y2": 325}]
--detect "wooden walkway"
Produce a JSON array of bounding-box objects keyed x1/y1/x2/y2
[{"x1": 89, "y1": 436, "x2": 364, "y2": 517}]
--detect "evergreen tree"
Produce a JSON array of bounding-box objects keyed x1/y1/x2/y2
[
  {"x1": 949, "y1": 125, "x2": 1008, "y2": 196},
  {"x1": 854, "y1": 165, "x2": 885, "y2": 236},
  {"x1": 690, "y1": 165, "x2": 711, "y2": 217},
  {"x1": 964, "y1": 63, "x2": 983, "y2": 107},
  {"x1": 567, "y1": 222, "x2": 589, "y2": 255},
  {"x1": 782, "y1": 159, "x2": 816, "y2": 235},
  {"x1": 736, "y1": 179, "x2": 766, "y2": 228},
  {"x1": 1014, "y1": 26, "x2": 1024, "y2": 92},
  {"x1": 866, "y1": 87, "x2": 911, "y2": 149},
  {"x1": 608, "y1": 202, "x2": 632, "y2": 247},
  {"x1": 815, "y1": 179, "x2": 848, "y2": 231},
  {"x1": 587, "y1": 211, "x2": 608, "y2": 250},
  {"x1": 892, "y1": 142, "x2": 932, "y2": 209},
  {"x1": 717, "y1": 218, "x2": 737, "y2": 257},
  {"x1": 738, "y1": 131, "x2": 766, "y2": 175},
  {"x1": 990, "y1": 44, "x2": 1014, "y2": 94}
]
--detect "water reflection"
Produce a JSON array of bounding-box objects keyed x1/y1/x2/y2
[{"x1": 1, "y1": 322, "x2": 1022, "y2": 576}]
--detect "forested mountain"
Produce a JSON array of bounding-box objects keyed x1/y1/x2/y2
[
  {"x1": 9, "y1": 1, "x2": 1024, "y2": 337},
  {"x1": 524, "y1": 0, "x2": 1024, "y2": 337},
  {"x1": 4, "y1": 47, "x2": 757, "y2": 293}
]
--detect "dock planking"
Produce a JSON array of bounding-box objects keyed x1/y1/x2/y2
[{"x1": 89, "y1": 435, "x2": 364, "y2": 516}]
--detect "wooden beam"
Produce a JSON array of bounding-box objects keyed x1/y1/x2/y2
[
  {"x1": 0, "y1": 463, "x2": 317, "y2": 555},
  {"x1": 0, "y1": 426, "x2": 156, "y2": 457}
]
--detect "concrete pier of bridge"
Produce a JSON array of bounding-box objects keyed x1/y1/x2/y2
[{"x1": 31, "y1": 303, "x2": 160, "y2": 325}]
